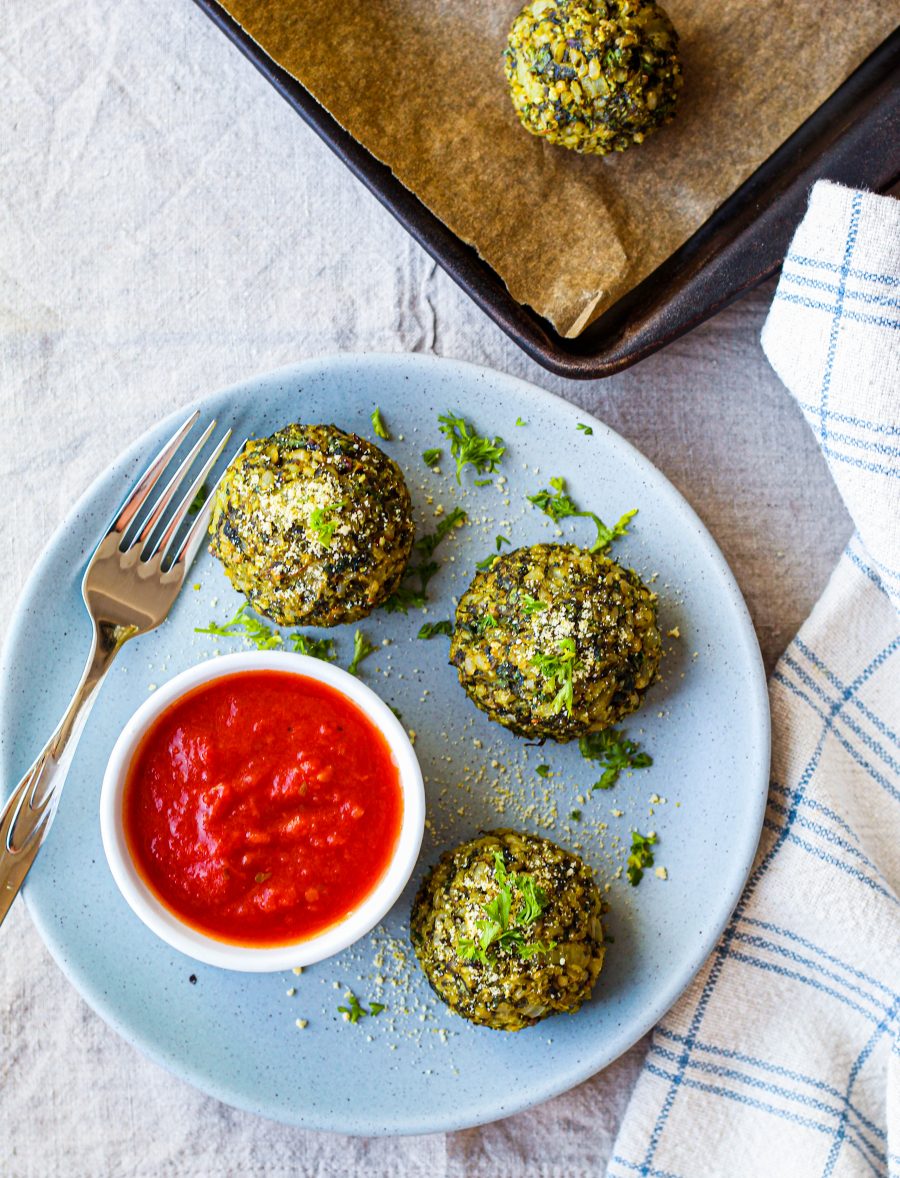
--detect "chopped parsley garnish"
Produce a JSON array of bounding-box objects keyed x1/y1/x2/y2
[
  {"x1": 457, "y1": 852, "x2": 555, "y2": 965},
  {"x1": 418, "y1": 620, "x2": 453, "y2": 639},
  {"x1": 289, "y1": 632, "x2": 337, "y2": 662},
  {"x1": 338, "y1": 991, "x2": 385, "y2": 1023},
  {"x1": 416, "y1": 507, "x2": 467, "y2": 558},
  {"x1": 527, "y1": 477, "x2": 575, "y2": 520},
  {"x1": 383, "y1": 572, "x2": 435, "y2": 614},
  {"x1": 527, "y1": 476, "x2": 637, "y2": 553},
  {"x1": 576, "y1": 423, "x2": 594, "y2": 436},
  {"x1": 515, "y1": 417, "x2": 526, "y2": 427},
  {"x1": 580, "y1": 728, "x2": 653, "y2": 790},
  {"x1": 594, "y1": 508, "x2": 638, "y2": 550},
  {"x1": 570, "y1": 809, "x2": 582, "y2": 822},
  {"x1": 370, "y1": 406, "x2": 391, "y2": 440},
  {"x1": 476, "y1": 534, "x2": 511, "y2": 571},
  {"x1": 309, "y1": 502, "x2": 344, "y2": 547},
  {"x1": 475, "y1": 613, "x2": 498, "y2": 634},
  {"x1": 531, "y1": 638, "x2": 580, "y2": 716},
  {"x1": 422, "y1": 447, "x2": 442, "y2": 467},
  {"x1": 195, "y1": 603, "x2": 282, "y2": 651},
  {"x1": 338, "y1": 995, "x2": 364, "y2": 1023},
  {"x1": 437, "y1": 411, "x2": 506, "y2": 484},
  {"x1": 347, "y1": 630, "x2": 376, "y2": 676},
  {"x1": 535, "y1": 764, "x2": 551, "y2": 778},
  {"x1": 384, "y1": 508, "x2": 467, "y2": 613},
  {"x1": 187, "y1": 483, "x2": 209, "y2": 515},
  {"x1": 627, "y1": 830, "x2": 658, "y2": 886},
  {"x1": 521, "y1": 594, "x2": 547, "y2": 615},
  {"x1": 196, "y1": 605, "x2": 342, "y2": 660}
]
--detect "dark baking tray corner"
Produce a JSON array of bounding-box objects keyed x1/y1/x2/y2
[{"x1": 194, "y1": 2, "x2": 900, "y2": 379}]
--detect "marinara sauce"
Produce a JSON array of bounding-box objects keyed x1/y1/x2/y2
[{"x1": 123, "y1": 670, "x2": 403, "y2": 946}]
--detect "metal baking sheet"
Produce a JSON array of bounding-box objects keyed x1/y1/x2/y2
[{"x1": 193, "y1": 4, "x2": 900, "y2": 379}]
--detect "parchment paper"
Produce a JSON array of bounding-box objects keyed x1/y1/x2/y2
[{"x1": 219, "y1": 1, "x2": 897, "y2": 335}]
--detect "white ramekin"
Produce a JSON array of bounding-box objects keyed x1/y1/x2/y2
[{"x1": 100, "y1": 650, "x2": 425, "y2": 972}]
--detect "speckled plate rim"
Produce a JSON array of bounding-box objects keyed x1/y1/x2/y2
[{"x1": 1, "y1": 352, "x2": 771, "y2": 1135}]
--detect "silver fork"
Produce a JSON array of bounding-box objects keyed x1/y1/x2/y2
[{"x1": 0, "y1": 412, "x2": 234, "y2": 928}]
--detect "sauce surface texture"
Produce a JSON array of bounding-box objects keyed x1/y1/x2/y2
[{"x1": 123, "y1": 670, "x2": 403, "y2": 946}]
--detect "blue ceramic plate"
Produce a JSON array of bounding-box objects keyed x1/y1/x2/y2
[{"x1": 0, "y1": 354, "x2": 769, "y2": 1134}]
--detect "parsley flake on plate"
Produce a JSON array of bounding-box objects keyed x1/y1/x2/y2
[
  {"x1": 370, "y1": 406, "x2": 391, "y2": 440},
  {"x1": 338, "y1": 991, "x2": 385, "y2": 1024},
  {"x1": 476, "y1": 533, "x2": 511, "y2": 571},
  {"x1": 289, "y1": 632, "x2": 337, "y2": 662},
  {"x1": 195, "y1": 603, "x2": 282, "y2": 651},
  {"x1": 418, "y1": 620, "x2": 453, "y2": 639},
  {"x1": 580, "y1": 728, "x2": 653, "y2": 790},
  {"x1": 385, "y1": 507, "x2": 467, "y2": 613},
  {"x1": 437, "y1": 411, "x2": 506, "y2": 484},
  {"x1": 626, "y1": 830, "x2": 659, "y2": 887},
  {"x1": 347, "y1": 630, "x2": 376, "y2": 676},
  {"x1": 527, "y1": 476, "x2": 636, "y2": 554},
  {"x1": 422, "y1": 447, "x2": 442, "y2": 468},
  {"x1": 417, "y1": 507, "x2": 467, "y2": 558}
]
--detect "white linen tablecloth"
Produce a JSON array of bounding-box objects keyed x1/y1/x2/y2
[{"x1": 0, "y1": 2, "x2": 868, "y2": 1174}]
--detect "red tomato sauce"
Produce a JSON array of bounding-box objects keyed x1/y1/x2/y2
[{"x1": 123, "y1": 670, "x2": 403, "y2": 946}]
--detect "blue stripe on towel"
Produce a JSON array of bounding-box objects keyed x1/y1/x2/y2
[
  {"x1": 781, "y1": 269, "x2": 900, "y2": 310},
  {"x1": 654, "y1": 1027, "x2": 888, "y2": 1143},
  {"x1": 774, "y1": 291, "x2": 900, "y2": 332},
  {"x1": 785, "y1": 253, "x2": 900, "y2": 288},
  {"x1": 639, "y1": 639, "x2": 897, "y2": 1172}
]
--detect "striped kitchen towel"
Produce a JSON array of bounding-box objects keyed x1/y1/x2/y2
[{"x1": 608, "y1": 181, "x2": 900, "y2": 1178}]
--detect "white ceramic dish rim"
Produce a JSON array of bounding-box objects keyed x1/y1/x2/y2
[{"x1": 99, "y1": 650, "x2": 426, "y2": 972}]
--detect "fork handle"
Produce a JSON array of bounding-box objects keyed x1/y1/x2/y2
[{"x1": 0, "y1": 621, "x2": 132, "y2": 928}]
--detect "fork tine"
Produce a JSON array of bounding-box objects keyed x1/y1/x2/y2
[
  {"x1": 168, "y1": 437, "x2": 244, "y2": 573},
  {"x1": 2, "y1": 761, "x2": 55, "y2": 856},
  {"x1": 157, "y1": 433, "x2": 235, "y2": 570},
  {"x1": 136, "y1": 419, "x2": 219, "y2": 558},
  {"x1": 110, "y1": 411, "x2": 200, "y2": 540}
]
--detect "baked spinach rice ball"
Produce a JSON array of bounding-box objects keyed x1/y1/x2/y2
[
  {"x1": 209, "y1": 423, "x2": 414, "y2": 627},
  {"x1": 505, "y1": 0, "x2": 682, "y2": 155},
  {"x1": 411, "y1": 829, "x2": 606, "y2": 1031},
  {"x1": 450, "y1": 543, "x2": 660, "y2": 741}
]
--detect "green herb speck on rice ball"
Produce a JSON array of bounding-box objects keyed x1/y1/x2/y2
[
  {"x1": 209, "y1": 423, "x2": 415, "y2": 627},
  {"x1": 505, "y1": 0, "x2": 682, "y2": 155},
  {"x1": 450, "y1": 543, "x2": 660, "y2": 741},
  {"x1": 411, "y1": 828, "x2": 606, "y2": 1031}
]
